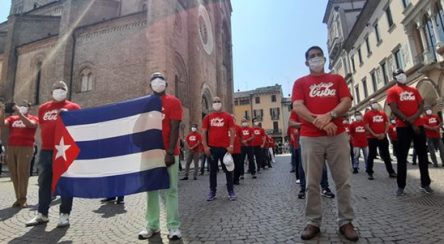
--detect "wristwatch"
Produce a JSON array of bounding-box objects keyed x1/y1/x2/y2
[{"x1": 330, "y1": 111, "x2": 338, "y2": 119}]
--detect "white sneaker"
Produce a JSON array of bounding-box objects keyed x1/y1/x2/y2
[
  {"x1": 138, "y1": 228, "x2": 160, "y2": 240},
  {"x1": 25, "y1": 213, "x2": 49, "y2": 227},
  {"x1": 168, "y1": 229, "x2": 182, "y2": 240},
  {"x1": 57, "y1": 213, "x2": 70, "y2": 228},
  {"x1": 296, "y1": 179, "x2": 301, "y2": 184}
]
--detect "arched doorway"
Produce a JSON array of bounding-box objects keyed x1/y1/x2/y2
[
  {"x1": 416, "y1": 78, "x2": 441, "y2": 110},
  {"x1": 201, "y1": 84, "x2": 213, "y2": 120}
]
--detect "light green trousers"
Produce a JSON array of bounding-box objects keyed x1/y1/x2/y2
[{"x1": 145, "y1": 156, "x2": 180, "y2": 230}]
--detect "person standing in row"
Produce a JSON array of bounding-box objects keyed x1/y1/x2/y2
[
  {"x1": 202, "y1": 97, "x2": 236, "y2": 201},
  {"x1": 293, "y1": 46, "x2": 358, "y2": 241},
  {"x1": 349, "y1": 112, "x2": 368, "y2": 174},
  {"x1": 251, "y1": 118, "x2": 266, "y2": 173},
  {"x1": 26, "y1": 81, "x2": 81, "y2": 228},
  {"x1": 181, "y1": 124, "x2": 203, "y2": 180},
  {"x1": 363, "y1": 99, "x2": 397, "y2": 179},
  {"x1": 0, "y1": 101, "x2": 39, "y2": 208},
  {"x1": 388, "y1": 119, "x2": 398, "y2": 159},
  {"x1": 387, "y1": 69, "x2": 433, "y2": 196},
  {"x1": 240, "y1": 118, "x2": 256, "y2": 179},
  {"x1": 422, "y1": 107, "x2": 444, "y2": 168},
  {"x1": 231, "y1": 115, "x2": 243, "y2": 185}
]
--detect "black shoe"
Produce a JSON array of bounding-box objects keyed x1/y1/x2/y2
[
  {"x1": 290, "y1": 169, "x2": 296, "y2": 173},
  {"x1": 433, "y1": 164, "x2": 438, "y2": 168},
  {"x1": 252, "y1": 175, "x2": 257, "y2": 179},
  {"x1": 199, "y1": 173, "x2": 204, "y2": 176},
  {"x1": 116, "y1": 199, "x2": 124, "y2": 204},
  {"x1": 368, "y1": 174, "x2": 374, "y2": 180},
  {"x1": 240, "y1": 176, "x2": 244, "y2": 180},
  {"x1": 321, "y1": 188, "x2": 335, "y2": 198},
  {"x1": 180, "y1": 177, "x2": 188, "y2": 180},
  {"x1": 389, "y1": 173, "x2": 397, "y2": 178},
  {"x1": 352, "y1": 168, "x2": 358, "y2": 174},
  {"x1": 100, "y1": 198, "x2": 115, "y2": 203},
  {"x1": 234, "y1": 181, "x2": 240, "y2": 185},
  {"x1": 298, "y1": 191, "x2": 305, "y2": 199},
  {"x1": 193, "y1": 177, "x2": 197, "y2": 180}
]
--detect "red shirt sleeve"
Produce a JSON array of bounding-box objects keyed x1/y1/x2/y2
[
  {"x1": 292, "y1": 78, "x2": 304, "y2": 102},
  {"x1": 226, "y1": 113, "x2": 235, "y2": 129},
  {"x1": 363, "y1": 112, "x2": 370, "y2": 125},
  {"x1": 290, "y1": 111, "x2": 299, "y2": 122},
  {"x1": 386, "y1": 88, "x2": 397, "y2": 105},
  {"x1": 5, "y1": 116, "x2": 12, "y2": 125},
  {"x1": 202, "y1": 115, "x2": 209, "y2": 130},
  {"x1": 336, "y1": 75, "x2": 353, "y2": 100},
  {"x1": 169, "y1": 98, "x2": 183, "y2": 121},
  {"x1": 414, "y1": 89, "x2": 423, "y2": 104}
]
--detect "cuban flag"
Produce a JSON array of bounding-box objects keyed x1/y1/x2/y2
[{"x1": 52, "y1": 95, "x2": 170, "y2": 198}]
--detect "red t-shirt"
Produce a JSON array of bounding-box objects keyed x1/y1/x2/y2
[
  {"x1": 232, "y1": 125, "x2": 242, "y2": 154},
  {"x1": 287, "y1": 127, "x2": 295, "y2": 147},
  {"x1": 39, "y1": 100, "x2": 80, "y2": 150},
  {"x1": 240, "y1": 126, "x2": 254, "y2": 146},
  {"x1": 289, "y1": 127, "x2": 300, "y2": 149},
  {"x1": 202, "y1": 111, "x2": 234, "y2": 148},
  {"x1": 386, "y1": 84, "x2": 423, "y2": 127},
  {"x1": 161, "y1": 95, "x2": 183, "y2": 155},
  {"x1": 364, "y1": 110, "x2": 388, "y2": 138},
  {"x1": 251, "y1": 127, "x2": 265, "y2": 147},
  {"x1": 292, "y1": 73, "x2": 352, "y2": 137},
  {"x1": 423, "y1": 115, "x2": 441, "y2": 138},
  {"x1": 267, "y1": 136, "x2": 275, "y2": 148},
  {"x1": 388, "y1": 124, "x2": 397, "y2": 141},
  {"x1": 186, "y1": 132, "x2": 203, "y2": 152},
  {"x1": 5, "y1": 115, "x2": 39, "y2": 147},
  {"x1": 349, "y1": 120, "x2": 368, "y2": 147}
]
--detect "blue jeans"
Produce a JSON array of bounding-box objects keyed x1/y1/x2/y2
[
  {"x1": 37, "y1": 150, "x2": 73, "y2": 215},
  {"x1": 297, "y1": 147, "x2": 329, "y2": 192}
]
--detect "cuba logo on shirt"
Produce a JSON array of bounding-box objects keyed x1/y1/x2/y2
[
  {"x1": 254, "y1": 129, "x2": 261, "y2": 135},
  {"x1": 309, "y1": 82, "x2": 336, "y2": 98},
  {"x1": 400, "y1": 91, "x2": 415, "y2": 101},
  {"x1": 429, "y1": 117, "x2": 437, "y2": 124},
  {"x1": 356, "y1": 126, "x2": 365, "y2": 133},
  {"x1": 189, "y1": 136, "x2": 196, "y2": 141},
  {"x1": 242, "y1": 130, "x2": 250, "y2": 136},
  {"x1": 210, "y1": 118, "x2": 225, "y2": 127},
  {"x1": 11, "y1": 120, "x2": 26, "y2": 128},
  {"x1": 373, "y1": 115, "x2": 384, "y2": 123},
  {"x1": 43, "y1": 109, "x2": 59, "y2": 121}
]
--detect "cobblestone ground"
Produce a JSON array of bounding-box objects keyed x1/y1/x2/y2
[{"x1": 1, "y1": 154, "x2": 444, "y2": 244}]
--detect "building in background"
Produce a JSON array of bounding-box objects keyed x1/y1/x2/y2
[
  {"x1": 234, "y1": 84, "x2": 285, "y2": 144},
  {"x1": 324, "y1": 0, "x2": 444, "y2": 116},
  {"x1": 0, "y1": 0, "x2": 233, "y2": 142}
]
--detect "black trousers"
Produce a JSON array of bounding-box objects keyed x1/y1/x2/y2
[
  {"x1": 209, "y1": 147, "x2": 234, "y2": 193},
  {"x1": 367, "y1": 137, "x2": 396, "y2": 175},
  {"x1": 396, "y1": 126, "x2": 431, "y2": 188},
  {"x1": 253, "y1": 146, "x2": 264, "y2": 172},
  {"x1": 391, "y1": 140, "x2": 398, "y2": 159},
  {"x1": 240, "y1": 146, "x2": 256, "y2": 175},
  {"x1": 233, "y1": 153, "x2": 243, "y2": 183}
]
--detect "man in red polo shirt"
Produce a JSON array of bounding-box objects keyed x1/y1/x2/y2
[
  {"x1": 422, "y1": 106, "x2": 444, "y2": 167},
  {"x1": 349, "y1": 112, "x2": 368, "y2": 174},
  {"x1": 240, "y1": 118, "x2": 256, "y2": 178},
  {"x1": 293, "y1": 46, "x2": 357, "y2": 241},
  {"x1": 363, "y1": 99, "x2": 397, "y2": 179},
  {"x1": 202, "y1": 96, "x2": 235, "y2": 201},
  {"x1": 181, "y1": 124, "x2": 203, "y2": 180},
  {"x1": 26, "y1": 81, "x2": 80, "y2": 228},
  {"x1": 251, "y1": 118, "x2": 266, "y2": 172},
  {"x1": 0, "y1": 100, "x2": 38, "y2": 208},
  {"x1": 387, "y1": 68, "x2": 432, "y2": 196}
]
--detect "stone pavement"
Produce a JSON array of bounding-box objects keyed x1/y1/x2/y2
[{"x1": 1, "y1": 155, "x2": 444, "y2": 244}]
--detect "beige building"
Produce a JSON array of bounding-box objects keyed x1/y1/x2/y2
[
  {"x1": 233, "y1": 85, "x2": 285, "y2": 143},
  {"x1": 0, "y1": 0, "x2": 233, "y2": 142},
  {"x1": 324, "y1": 0, "x2": 444, "y2": 116}
]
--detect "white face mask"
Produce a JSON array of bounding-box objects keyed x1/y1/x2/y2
[
  {"x1": 355, "y1": 115, "x2": 362, "y2": 121},
  {"x1": 254, "y1": 122, "x2": 260, "y2": 126},
  {"x1": 371, "y1": 103, "x2": 379, "y2": 110},
  {"x1": 191, "y1": 127, "x2": 197, "y2": 132},
  {"x1": 19, "y1": 106, "x2": 28, "y2": 114},
  {"x1": 151, "y1": 78, "x2": 166, "y2": 93},
  {"x1": 212, "y1": 102, "x2": 222, "y2": 111},
  {"x1": 395, "y1": 73, "x2": 407, "y2": 84},
  {"x1": 343, "y1": 120, "x2": 348, "y2": 124},
  {"x1": 426, "y1": 110, "x2": 432, "y2": 115},
  {"x1": 52, "y1": 89, "x2": 67, "y2": 102},
  {"x1": 391, "y1": 120, "x2": 396, "y2": 124},
  {"x1": 241, "y1": 122, "x2": 248, "y2": 127},
  {"x1": 308, "y1": 57, "x2": 325, "y2": 73}
]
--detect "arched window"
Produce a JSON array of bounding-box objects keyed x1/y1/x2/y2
[{"x1": 80, "y1": 69, "x2": 93, "y2": 92}]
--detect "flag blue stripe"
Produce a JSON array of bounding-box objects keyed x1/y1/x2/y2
[
  {"x1": 76, "y1": 129, "x2": 164, "y2": 160},
  {"x1": 61, "y1": 95, "x2": 162, "y2": 126},
  {"x1": 56, "y1": 167, "x2": 170, "y2": 198}
]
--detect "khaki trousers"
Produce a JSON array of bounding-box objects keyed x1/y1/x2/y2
[
  {"x1": 300, "y1": 133, "x2": 355, "y2": 227},
  {"x1": 6, "y1": 146, "x2": 33, "y2": 204}
]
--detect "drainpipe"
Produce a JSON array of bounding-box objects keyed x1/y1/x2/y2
[{"x1": 68, "y1": 29, "x2": 77, "y2": 100}]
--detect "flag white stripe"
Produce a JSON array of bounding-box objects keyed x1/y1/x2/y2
[
  {"x1": 62, "y1": 149, "x2": 166, "y2": 178},
  {"x1": 66, "y1": 111, "x2": 163, "y2": 142}
]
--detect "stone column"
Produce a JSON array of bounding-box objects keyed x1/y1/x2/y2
[{"x1": 417, "y1": 20, "x2": 433, "y2": 64}]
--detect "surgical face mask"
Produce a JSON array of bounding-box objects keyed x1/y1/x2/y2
[
  {"x1": 355, "y1": 115, "x2": 362, "y2": 121},
  {"x1": 52, "y1": 89, "x2": 67, "y2": 102},
  {"x1": 426, "y1": 110, "x2": 432, "y2": 115},
  {"x1": 19, "y1": 106, "x2": 28, "y2": 114},
  {"x1": 212, "y1": 102, "x2": 222, "y2": 111},
  {"x1": 343, "y1": 120, "x2": 348, "y2": 124},
  {"x1": 254, "y1": 122, "x2": 260, "y2": 126},
  {"x1": 150, "y1": 78, "x2": 166, "y2": 93},
  {"x1": 395, "y1": 73, "x2": 407, "y2": 84},
  {"x1": 242, "y1": 122, "x2": 248, "y2": 127},
  {"x1": 191, "y1": 127, "x2": 197, "y2": 132},
  {"x1": 308, "y1": 57, "x2": 325, "y2": 73},
  {"x1": 391, "y1": 120, "x2": 396, "y2": 124},
  {"x1": 371, "y1": 103, "x2": 379, "y2": 110}
]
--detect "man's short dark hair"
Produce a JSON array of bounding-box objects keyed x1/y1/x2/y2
[{"x1": 305, "y1": 46, "x2": 324, "y2": 60}]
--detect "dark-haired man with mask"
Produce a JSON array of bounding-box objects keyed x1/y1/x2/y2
[
  {"x1": 139, "y1": 72, "x2": 182, "y2": 240},
  {"x1": 422, "y1": 106, "x2": 444, "y2": 168},
  {"x1": 0, "y1": 100, "x2": 38, "y2": 208},
  {"x1": 26, "y1": 81, "x2": 80, "y2": 228},
  {"x1": 387, "y1": 69, "x2": 433, "y2": 196}
]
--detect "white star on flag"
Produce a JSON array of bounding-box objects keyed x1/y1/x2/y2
[{"x1": 55, "y1": 137, "x2": 71, "y2": 161}]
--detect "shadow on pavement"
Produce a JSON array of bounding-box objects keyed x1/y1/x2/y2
[
  {"x1": 0, "y1": 207, "x2": 21, "y2": 222},
  {"x1": 7, "y1": 224, "x2": 70, "y2": 244},
  {"x1": 146, "y1": 235, "x2": 184, "y2": 244},
  {"x1": 93, "y1": 203, "x2": 127, "y2": 218}
]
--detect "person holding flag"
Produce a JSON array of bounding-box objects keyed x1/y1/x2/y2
[{"x1": 26, "y1": 81, "x2": 80, "y2": 228}]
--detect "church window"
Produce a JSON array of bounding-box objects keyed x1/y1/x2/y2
[{"x1": 80, "y1": 69, "x2": 93, "y2": 92}]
